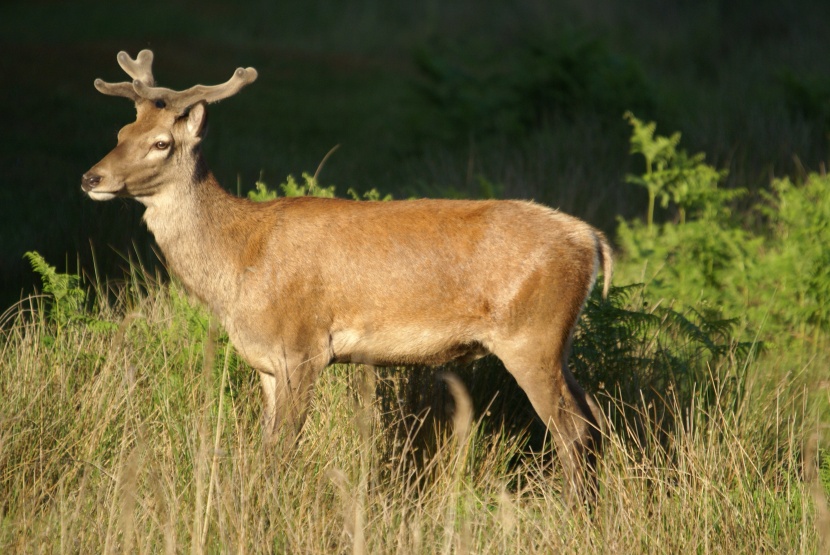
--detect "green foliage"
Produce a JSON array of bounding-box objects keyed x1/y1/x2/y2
[
  {"x1": 756, "y1": 173, "x2": 830, "y2": 337},
  {"x1": 247, "y1": 179, "x2": 279, "y2": 202},
  {"x1": 573, "y1": 284, "x2": 755, "y2": 427},
  {"x1": 135, "y1": 281, "x2": 250, "y2": 416},
  {"x1": 248, "y1": 172, "x2": 391, "y2": 202},
  {"x1": 624, "y1": 112, "x2": 736, "y2": 229},
  {"x1": 413, "y1": 32, "x2": 653, "y2": 141},
  {"x1": 23, "y1": 251, "x2": 115, "y2": 335},
  {"x1": 618, "y1": 115, "x2": 830, "y2": 350},
  {"x1": 346, "y1": 187, "x2": 394, "y2": 202},
  {"x1": 618, "y1": 115, "x2": 756, "y2": 318},
  {"x1": 248, "y1": 172, "x2": 336, "y2": 201},
  {"x1": 616, "y1": 216, "x2": 759, "y2": 315}
]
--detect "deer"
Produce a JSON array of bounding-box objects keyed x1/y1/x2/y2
[{"x1": 82, "y1": 49, "x2": 612, "y2": 504}]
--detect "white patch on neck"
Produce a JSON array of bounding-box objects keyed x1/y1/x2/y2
[{"x1": 140, "y1": 188, "x2": 189, "y2": 234}]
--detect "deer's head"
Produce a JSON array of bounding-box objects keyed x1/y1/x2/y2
[{"x1": 82, "y1": 50, "x2": 257, "y2": 202}]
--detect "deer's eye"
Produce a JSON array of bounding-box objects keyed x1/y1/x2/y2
[{"x1": 154, "y1": 140, "x2": 170, "y2": 150}]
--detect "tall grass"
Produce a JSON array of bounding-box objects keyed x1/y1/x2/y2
[{"x1": 1, "y1": 268, "x2": 826, "y2": 553}]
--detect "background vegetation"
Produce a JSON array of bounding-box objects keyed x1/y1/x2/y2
[
  {"x1": 3, "y1": 0, "x2": 830, "y2": 306},
  {"x1": 1, "y1": 0, "x2": 829, "y2": 552}
]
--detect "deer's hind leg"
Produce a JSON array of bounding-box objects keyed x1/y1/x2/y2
[{"x1": 493, "y1": 333, "x2": 602, "y2": 506}]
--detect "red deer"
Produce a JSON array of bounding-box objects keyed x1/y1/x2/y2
[{"x1": 82, "y1": 50, "x2": 612, "y2": 503}]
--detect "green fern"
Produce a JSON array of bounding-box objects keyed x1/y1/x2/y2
[
  {"x1": 821, "y1": 450, "x2": 830, "y2": 498},
  {"x1": 279, "y1": 173, "x2": 336, "y2": 198},
  {"x1": 248, "y1": 173, "x2": 391, "y2": 202},
  {"x1": 247, "y1": 174, "x2": 279, "y2": 202},
  {"x1": 624, "y1": 112, "x2": 736, "y2": 229},
  {"x1": 346, "y1": 186, "x2": 393, "y2": 201},
  {"x1": 24, "y1": 251, "x2": 115, "y2": 334}
]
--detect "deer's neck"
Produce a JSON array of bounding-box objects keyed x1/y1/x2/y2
[{"x1": 140, "y1": 170, "x2": 251, "y2": 318}]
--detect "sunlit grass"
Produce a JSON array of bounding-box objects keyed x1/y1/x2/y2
[{"x1": 1, "y1": 275, "x2": 826, "y2": 553}]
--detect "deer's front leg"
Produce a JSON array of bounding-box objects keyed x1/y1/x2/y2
[
  {"x1": 257, "y1": 369, "x2": 280, "y2": 445},
  {"x1": 257, "y1": 370, "x2": 277, "y2": 445},
  {"x1": 257, "y1": 351, "x2": 327, "y2": 445},
  {"x1": 257, "y1": 365, "x2": 298, "y2": 445}
]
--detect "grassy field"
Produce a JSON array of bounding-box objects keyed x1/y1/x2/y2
[
  {"x1": 2, "y1": 0, "x2": 830, "y2": 552},
  {"x1": 0, "y1": 273, "x2": 827, "y2": 553}
]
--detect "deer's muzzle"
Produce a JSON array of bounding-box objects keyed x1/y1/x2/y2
[{"x1": 81, "y1": 172, "x2": 102, "y2": 192}]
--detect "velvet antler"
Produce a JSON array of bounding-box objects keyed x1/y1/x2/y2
[{"x1": 94, "y1": 49, "x2": 257, "y2": 112}]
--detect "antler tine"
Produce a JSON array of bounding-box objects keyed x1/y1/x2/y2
[
  {"x1": 132, "y1": 67, "x2": 258, "y2": 113},
  {"x1": 116, "y1": 50, "x2": 155, "y2": 86},
  {"x1": 94, "y1": 79, "x2": 140, "y2": 102},
  {"x1": 93, "y1": 49, "x2": 156, "y2": 103}
]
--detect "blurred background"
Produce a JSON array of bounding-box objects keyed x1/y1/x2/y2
[{"x1": 1, "y1": 0, "x2": 829, "y2": 309}]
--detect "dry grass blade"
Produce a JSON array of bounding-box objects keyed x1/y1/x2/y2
[
  {"x1": 439, "y1": 372, "x2": 474, "y2": 555},
  {"x1": 117, "y1": 440, "x2": 144, "y2": 553},
  {"x1": 327, "y1": 467, "x2": 365, "y2": 553},
  {"x1": 440, "y1": 372, "x2": 473, "y2": 444},
  {"x1": 202, "y1": 334, "x2": 232, "y2": 548}
]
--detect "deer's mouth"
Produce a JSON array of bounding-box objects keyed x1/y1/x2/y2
[{"x1": 87, "y1": 189, "x2": 121, "y2": 201}]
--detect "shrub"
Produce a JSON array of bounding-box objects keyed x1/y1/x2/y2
[
  {"x1": 617, "y1": 114, "x2": 830, "y2": 350},
  {"x1": 755, "y1": 173, "x2": 830, "y2": 343}
]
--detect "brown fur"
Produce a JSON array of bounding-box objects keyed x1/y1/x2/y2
[{"x1": 82, "y1": 51, "x2": 612, "y2": 504}]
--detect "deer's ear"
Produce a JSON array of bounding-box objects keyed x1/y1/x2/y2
[{"x1": 185, "y1": 102, "x2": 208, "y2": 138}]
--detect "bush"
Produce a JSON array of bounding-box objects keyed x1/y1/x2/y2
[
  {"x1": 755, "y1": 173, "x2": 830, "y2": 342},
  {"x1": 617, "y1": 114, "x2": 830, "y2": 350}
]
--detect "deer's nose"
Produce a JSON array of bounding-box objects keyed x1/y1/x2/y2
[{"x1": 81, "y1": 172, "x2": 102, "y2": 191}]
